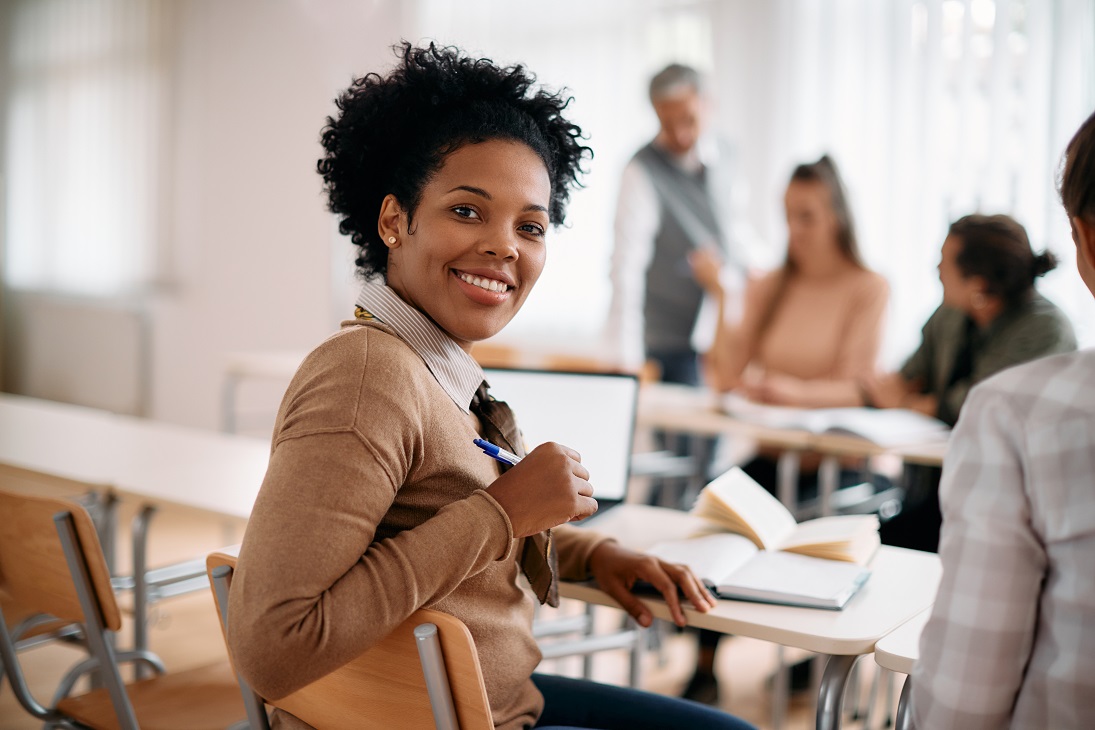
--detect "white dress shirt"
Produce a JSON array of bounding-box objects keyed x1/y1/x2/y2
[
  {"x1": 606, "y1": 135, "x2": 764, "y2": 370},
  {"x1": 911, "y1": 348, "x2": 1095, "y2": 729}
]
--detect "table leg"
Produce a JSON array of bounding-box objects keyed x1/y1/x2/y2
[
  {"x1": 818, "y1": 456, "x2": 840, "y2": 517},
  {"x1": 816, "y1": 653, "x2": 858, "y2": 730},
  {"x1": 221, "y1": 372, "x2": 241, "y2": 433},
  {"x1": 776, "y1": 450, "x2": 801, "y2": 512},
  {"x1": 771, "y1": 645, "x2": 788, "y2": 730},
  {"x1": 895, "y1": 674, "x2": 912, "y2": 730}
]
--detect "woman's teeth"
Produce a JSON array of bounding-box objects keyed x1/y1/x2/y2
[{"x1": 459, "y1": 273, "x2": 509, "y2": 292}]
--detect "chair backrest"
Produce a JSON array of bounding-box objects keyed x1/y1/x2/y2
[
  {"x1": 0, "y1": 487, "x2": 144, "y2": 727},
  {"x1": 206, "y1": 551, "x2": 494, "y2": 730},
  {"x1": 0, "y1": 488, "x2": 120, "y2": 631}
]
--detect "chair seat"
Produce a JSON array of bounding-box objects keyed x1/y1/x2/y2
[{"x1": 56, "y1": 660, "x2": 247, "y2": 730}]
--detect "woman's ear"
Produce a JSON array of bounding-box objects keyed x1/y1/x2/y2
[{"x1": 378, "y1": 194, "x2": 403, "y2": 248}]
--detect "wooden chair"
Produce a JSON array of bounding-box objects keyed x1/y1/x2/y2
[
  {"x1": 0, "y1": 488, "x2": 246, "y2": 730},
  {"x1": 206, "y1": 551, "x2": 494, "y2": 730}
]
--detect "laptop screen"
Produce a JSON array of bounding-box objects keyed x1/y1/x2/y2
[{"x1": 481, "y1": 367, "x2": 639, "y2": 508}]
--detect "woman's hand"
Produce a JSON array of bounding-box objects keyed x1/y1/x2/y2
[
  {"x1": 486, "y1": 442, "x2": 597, "y2": 538},
  {"x1": 744, "y1": 372, "x2": 806, "y2": 406},
  {"x1": 587, "y1": 541, "x2": 717, "y2": 628}
]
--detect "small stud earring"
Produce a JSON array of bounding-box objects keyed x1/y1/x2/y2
[{"x1": 387, "y1": 236, "x2": 397, "y2": 245}]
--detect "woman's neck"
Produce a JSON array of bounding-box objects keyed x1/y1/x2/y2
[{"x1": 792, "y1": 255, "x2": 857, "y2": 281}]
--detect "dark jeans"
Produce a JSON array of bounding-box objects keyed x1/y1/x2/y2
[
  {"x1": 531, "y1": 673, "x2": 756, "y2": 730},
  {"x1": 879, "y1": 464, "x2": 942, "y2": 553},
  {"x1": 646, "y1": 348, "x2": 702, "y2": 388}
]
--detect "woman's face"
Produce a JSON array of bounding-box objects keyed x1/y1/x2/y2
[
  {"x1": 381, "y1": 139, "x2": 551, "y2": 350},
  {"x1": 784, "y1": 180, "x2": 843, "y2": 270}
]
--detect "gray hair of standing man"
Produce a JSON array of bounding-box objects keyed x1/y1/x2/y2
[{"x1": 649, "y1": 63, "x2": 704, "y2": 103}]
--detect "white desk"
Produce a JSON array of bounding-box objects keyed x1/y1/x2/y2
[
  {"x1": 0, "y1": 393, "x2": 269, "y2": 520},
  {"x1": 569, "y1": 504, "x2": 941, "y2": 730},
  {"x1": 0, "y1": 392, "x2": 269, "y2": 658},
  {"x1": 638, "y1": 383, "x2": 948, "y2": 516},
  {"x1": 873, "y1": 609, "x2": 929, "y2": 730}
]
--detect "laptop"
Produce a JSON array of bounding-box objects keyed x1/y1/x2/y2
[{"x1": 481, "y1": 366, "x2": 640, "y2": 518}]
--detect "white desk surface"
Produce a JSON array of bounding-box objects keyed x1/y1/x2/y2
[
  {"x1": 638, "y1": 382, "x2": 816, "y2": 449},
  {"x1": 639, "y1": 382, "x2": 947, "y2": 466},
  {"x1": 569, "y1": 504, "x2": 941, "y2": 656},
  {"x1": 0, "y1": 393, "x2": 269, "y2": 520},
  {"x1": 874, "y1": 608, "x2": 930, "y2": 675}
]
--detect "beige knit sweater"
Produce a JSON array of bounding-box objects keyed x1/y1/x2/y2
[{"x1": 228, "y1": 322, "x2": 609, "y2": 729}]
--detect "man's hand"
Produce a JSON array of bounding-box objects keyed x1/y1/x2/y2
[{"x1": 587, "y1": 541, "x2": 717, "y2": 628}]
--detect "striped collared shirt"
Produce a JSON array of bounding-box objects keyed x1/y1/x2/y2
[{"x1": 355, "y1": 279, "x2": 484, "y2": 413}]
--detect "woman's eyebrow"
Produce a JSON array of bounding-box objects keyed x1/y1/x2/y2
[
  {"x1": 447, "y1": 184, "x2": 491, "y2": 198},
  {"x1": 446, "y1": 185, "x2": 548, "y2": 214}
]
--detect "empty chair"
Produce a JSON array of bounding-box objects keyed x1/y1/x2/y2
[
  {"x1": 206, "y1": 550, "x2": 493, "y2": 730},
  {"x1": 0, "y1": 488, "x2": 246, "y2": 730}
]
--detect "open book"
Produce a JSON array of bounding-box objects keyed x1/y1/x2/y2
[
  {"x1": 646, "y1": 468, "x2": 878, "y2": 609},
  {"x1": 647, "y1": 535, "x2": 871, "y2": 609},
  {"x1": 719, "y1": 392, "x2": 950, "y2": 448}
]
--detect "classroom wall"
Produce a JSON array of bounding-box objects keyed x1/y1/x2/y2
[{"x1": 146, "y1": 1, "x2": 408, "y2": 428}]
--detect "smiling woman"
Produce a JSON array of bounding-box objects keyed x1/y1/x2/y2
[
  {"x1": 378, "y1": 139, "x2": 551, "y2": 347},
  {"x1": 225, "y1": 42, "x2": 755, "y2": 730}
]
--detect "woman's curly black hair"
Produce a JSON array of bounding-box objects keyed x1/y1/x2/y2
[{"x1": 317, "y1": 42, "x2": 593, "y2": 279}]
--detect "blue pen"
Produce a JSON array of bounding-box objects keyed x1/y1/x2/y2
[{"x1": 473, "y1": 438, "x2": 521, "y2": 466}]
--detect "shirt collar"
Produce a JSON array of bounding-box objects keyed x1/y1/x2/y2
[
  {"x1": 654, "y1": 133, "x2": 720, "y2": 174},
  {"x1": 354, "y1": 278, "x2": 484, "y2": 413}
]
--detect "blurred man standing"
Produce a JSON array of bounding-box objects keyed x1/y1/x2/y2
[{"x1": 607, "y1": 63, "x2": 759, "y2": 385}]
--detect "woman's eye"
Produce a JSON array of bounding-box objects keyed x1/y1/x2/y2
[
  {"x1": 452, "y1": 206, "x2": 479, "y2": 219},
  {"x1": 519, "y1": 223, "x2": 546, "y2": 237}
]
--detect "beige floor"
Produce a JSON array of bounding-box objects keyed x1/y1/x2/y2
[{"x1": 1, "y1": 488, "x2": 902, "y2": 730}]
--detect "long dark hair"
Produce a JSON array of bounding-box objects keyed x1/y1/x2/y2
[
  {"x1": 754, "y1": 155, "x2": 865, "y2": 343},
  {"x1": 783, "y1": 154, "x2": 865, "y2": 271},
  {"x1": 1060, "y1": 109, "x2": 1095, "y2": 225}
]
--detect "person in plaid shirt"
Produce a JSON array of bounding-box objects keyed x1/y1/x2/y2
[{"x1": 910, "y1": 108, "x2": 1095, "y2": 728}]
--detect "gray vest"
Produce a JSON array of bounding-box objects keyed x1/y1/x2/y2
[{"x1": 635, "y1": 143, "x2": 726, "y2": 354}]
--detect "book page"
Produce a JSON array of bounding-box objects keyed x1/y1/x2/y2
[
  {"x1": 811, "y1": 407, "x2": 950, "y2": 447},
  {"x1": 690, "y1": 467, "x2": 798, "y2": 550},
  {"x1": 719, "y1": 393, "x2": 824, "y2": 431},
  {"x1": 781, "y1": 515, "x2": 881, "y2": 564},
  {"x1": 721, "y1": 394, "x2": 950, "y2": 448},
  {"x1": 715, "y1": 551, "x2": 871, "y2": 609},
  {"x1": 646, "y1": 533, "x2": 760, "y2": 587}
]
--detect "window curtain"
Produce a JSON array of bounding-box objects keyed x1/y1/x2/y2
[
  {"x1": 3, "y1": 0, "x2": 168, "y2": 296},
  {"x1": 714, "y1": 0, "x2": 1095, "y2": 359},
  {"x1": 413, "y1": 0, "x2": 1094, "y2": 356}
]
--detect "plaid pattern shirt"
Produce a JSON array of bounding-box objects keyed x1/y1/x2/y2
[{"x1": 911, "y1": 349, "x2": 1095, "y2": 729}]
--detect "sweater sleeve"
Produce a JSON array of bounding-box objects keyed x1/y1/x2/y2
[
  {"x1": 553, "y1": 523, "x2": 615, "y2": 582},
  {"x1": 227, "y1": 340, "x2": 514, "y2": 701}
]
